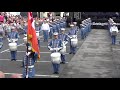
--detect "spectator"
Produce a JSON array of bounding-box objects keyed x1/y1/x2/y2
[
  {"x1": 10, "y1": 73, "x2": 22, "y2": 78},
  {"x1": 0, "y1": 71, "x2": 5, "y2": 78}
]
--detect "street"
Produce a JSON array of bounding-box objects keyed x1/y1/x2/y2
[{"x1": 0, "y1": 28, "x2": 84, "y2": 78}]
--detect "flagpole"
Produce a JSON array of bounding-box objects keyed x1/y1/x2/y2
[{"x1": 25, "y1": 12, "x2": 29, "y2": 78}]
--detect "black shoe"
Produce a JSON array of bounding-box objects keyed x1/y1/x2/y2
[
  {"x1": 21, "y1": 65, "x2": 24, "y2": 67},
  {"x1": 53, "y1": 72, "x2": 56, "y2": 74},
  {"x1": 55, "y1": 72, "x2": 59, "y2": 74},
  {"x1": 69, "y1": 52, "x2": 72, "y2": 54},
  {"x1": 53, "y1": 72, "x2": 59, "y2": 74},
  {"x1": 11, "y1": 59, "x2": 14, "y2": 61},
  {"x1": 60, "y1": 62, "x2": 65, "y2": 64},
  {"x1": 13, "y1": 59, "x2": 16, "y2": 61},
  {"x1": 73, "y1": 53, "x2": 76, "y2": 54}
]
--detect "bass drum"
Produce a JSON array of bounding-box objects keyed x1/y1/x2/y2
[
  {"x1": 50, "y1": 52, "x2": 61, "y2": 64},
  {"x1": 60, "y1": 45, "x2": 66, "y2": 55},
  {"x1": 9, "y1": 42, "x2": 17, "y2": 51},
  {"x1": 23, "y1": 37, "x2": 27, "y2": 43},
  {"x1": 36, "y1": 31, "x2": 40, "y2": 38},
  {"x1": 71, "y1": 38, "x2": 78, "y2": 47}
]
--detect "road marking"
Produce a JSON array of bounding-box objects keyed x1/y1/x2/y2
[
  {"x1": 0, "y1": 43, "x2": 25, "y2": 53},
  {"x1": 4, "y1": 73, "x2": 59, "y2": 78},
  {"x1": 5, "y1": 51, "x2": 70, "y2": 54},
  {"x1": 0, "y1": 59, "x2": 69, "y2": 63}
]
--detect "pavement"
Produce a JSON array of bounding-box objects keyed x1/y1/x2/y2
[
  {"x1": 59, "y1": 29, "x2": 120, "y2": 78},
  {"x1": 0, "y1": 28, "x2": 85, "y2": 78}
]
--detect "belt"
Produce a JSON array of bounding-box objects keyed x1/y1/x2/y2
[{"x1": 25, "y1": 65, "x2": 34, "y2": 68}]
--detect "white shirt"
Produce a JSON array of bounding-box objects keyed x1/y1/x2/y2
[
  {"x1": 110, "y1": 26, "x2": 119, "y2": 33},
  {"x1": 41, "y1": 23, "x2": 50, "y2": 32}
]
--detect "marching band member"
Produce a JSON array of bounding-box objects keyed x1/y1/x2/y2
[
  {"x1": 22, "y1": 43, "x2": 37, "y2": 78},
  {"x1": 88, "y1": 18, "x2": 92, "y2": 32},
  {"x1": 73, "y1": 22, "x2": 79, "y2": 32},
  {"x1": 23, "y1": 21, "x2": 28, "y2": 34},
  {"x1": 41, "y1": 20, "x2": 50, "y2": 42},
  {"x1": 58, "y1": 28, "x2": 69, "y2": 64},
  {"x1": 110, "y1": 23, "x2": 119, "y2": 45},
  {"x1": 80, "y1": 24, "x2": 85, "y2": 39},
  {"x1": 48, "y1": 32, "x2": 63, "y2": 74},
  {"x1": 0, "y1": 21, "x2": 4, "y2": 49},
  {"x1": 68, "y1": 24, "x2": 77, "y2": 54},
  {"x1": 49, "y1": 21, "x2": 53, "y2": 39},
  {"x1": 7, "y1": 26, "x2": 19, "y2": 61},
  {"x1": 52, "y1": 20, "x2": 57, "y2": 33}
]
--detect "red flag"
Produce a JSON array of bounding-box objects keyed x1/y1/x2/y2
[{"x1": 27, "y1": 12, "x2": 40, "y2": 60}]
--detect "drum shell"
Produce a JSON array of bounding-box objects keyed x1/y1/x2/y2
[
  {"x1": 50, "y1": 52, "x2": 61, "y2": 64},
  {"x1": 23, "y1": 37, "x2": 27, "y2": 43},
  {"x1": 71, "y1": 38, "x2": 78, "y2": 47},
  {"x1": 36, "y1": 32, "x2": 40, "y2": 38},
  {"x1": 9, "y1": 42, "x2": 17, "y2": 51},
  {"x1": 60, "y1": 45, "x2": 66, "y2": 54}
]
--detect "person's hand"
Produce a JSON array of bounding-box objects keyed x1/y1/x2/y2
[
  {"x1": 26, "y1": 52, "x2": 31, "y2": 56},
  {"x1": 64, "y1": 41, "x2": 68, "y2": 45},
  {"x1": 50, "y1": 48, "x2": 53, "y2": 51}
]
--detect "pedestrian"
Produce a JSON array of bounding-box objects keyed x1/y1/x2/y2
[
  {"x1": 48, "y1": 32, "x2": 63, "y2": 74},
  {"x1": 0, "y1": 71, "x2": 5, "y2": 78},
  {"x1": 7, "y1": 26, "x2": 19, "y2": 61},
  {"x1": 10, "y1": 73, "x2": 22, "y2": 78},
  {"x1": 41, "y1": 20, "x2": 50, "y2": 42},
  {"x1": 58, "y1": 28, "x2": 69, "y2": 64},
  {"x1": 110, "y1": 23, "x2": 119, "y2": 45},
  {"x1": 0, "y1": 21, "x2": 4, "y2": 49},
  {"x1": 73, "y1": 22, "x2": 79, "y2": 32}
]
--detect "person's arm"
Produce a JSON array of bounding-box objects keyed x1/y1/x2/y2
[
  {"x1": 116, "y1": 27, "x2": 119, "y2": 33},
  {"x1": 48, "y1": 40, "x2": 52, "y2": 50},
  {"x1": 59, "y1": 40, "x2": 63, "y2": 50},
  {"x1": 48, "y1": 24, "x2": 50, "y2": 32}
]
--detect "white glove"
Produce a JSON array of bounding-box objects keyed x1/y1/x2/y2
[
  {"x1": 64, "y1": 41, "x2": 68, "y2": 45},
  {"x1": 50, "y1": 48, "x2": 53, "y2": 51},
  {"x1": 55, "y1": 48, "x2": 60, "y2": 51},
  {"x1": 48, "y1": 30, "x2": 50, "y2": 32},
  {"x1": 26, "y1": 52, "x2": 31, "y2": 56},
  {"x1": 68, "y1": 36, "x2": 72, "y2": 39},
  {"x1": 15, "y1": 39, "x2": 18, "y2": 41},
  {"x1": 7, "y1": 38, "x2": 11, "y2": 42}
]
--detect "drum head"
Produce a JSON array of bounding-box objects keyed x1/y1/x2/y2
[{"x1": 51, "y1": 52, "x2": 61, "y2": 57}]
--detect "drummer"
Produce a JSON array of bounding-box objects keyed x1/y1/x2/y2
[
  {"x1": 58, "y1": 28, "x2": 69, "y2": 64},
  {"x1": 73, "y1": 22, "x2": 79, "y2": 32},
  {"x1": 68, "y1": 24, "x2": 77, "y2": 54},
  {"x1": 48, "y1": 32, "x2": 63, "y2": 74},
  {"x1": 7, "y1": 26, "x2": 19, "y2": 61}
]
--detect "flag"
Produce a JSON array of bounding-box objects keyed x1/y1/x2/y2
[{"x1": 27, "y1": 12, "x2": 40, "y2": 60}]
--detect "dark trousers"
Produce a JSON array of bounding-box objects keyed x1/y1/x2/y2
[
  {"x1": 111, "y1": 35, "x2": 116, "y2": 45},
  {"x1": 10, "y1": 51, "x2": 17, "y2": 60},
  {"x1": 61, "y1": 54, "x2": 65, "y2": 63},
  {"x1": 43, "y1": 30, "x2": 49, "y2": 42},
  {"x1": 52, "y1": 63, "x2": 60, "y2": 73},
  {"x1": 70, "y1": 41, "x2": 77, "y2": 54}
]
